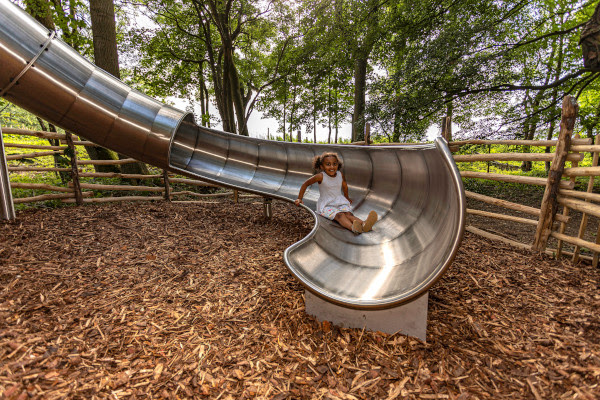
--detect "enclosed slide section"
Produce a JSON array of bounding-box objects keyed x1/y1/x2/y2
[{"x1": 0, "y1": 0, "x2": 465, "y2": 310}]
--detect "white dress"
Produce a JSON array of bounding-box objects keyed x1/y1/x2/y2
[{"x1": 316, "y1": 172, "x2": 352, "y2": 220}]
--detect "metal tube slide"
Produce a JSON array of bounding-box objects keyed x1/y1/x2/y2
[{"x1": 0, "y1": 0, "x2": 466, "y2": 309}]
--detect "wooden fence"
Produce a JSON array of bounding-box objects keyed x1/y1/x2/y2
[
  {"x1": 2, "y1": 95, "x2": 599, "y2": 264},
  {"x1": 0, "y1": 127, "x2": 250, "y2": 206},
  {"x1": 448, "y1": 97, "x2": 600, "y2": 266},
  {"x1": 354, "y1": 96, "x2": 599, "y2": 265}
]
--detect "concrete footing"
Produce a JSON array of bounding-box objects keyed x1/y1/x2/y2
[{"x1": 304, "y1": 290, "x2": 428, "y2": 342}]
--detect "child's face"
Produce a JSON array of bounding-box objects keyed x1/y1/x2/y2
[{"x1": 321, "y1": 156, "x2": 339, "y2": 177}]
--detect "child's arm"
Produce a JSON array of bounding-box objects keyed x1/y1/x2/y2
[
  {"x1": 295, "y1": 173, "x2": 322, "y2": 206},
  {"x1": 341, "y1": 172, "x2": 352, "y2": 204}
]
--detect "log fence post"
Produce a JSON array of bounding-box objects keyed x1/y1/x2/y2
[
  {"x1": 572, "y1": 134, "x2": 600, "y2": 264},
  {"x1": 162, "y1": 170, "x2": 171, "y2": 201},
  {"x1": 0, "y1": 124, "x2": 16, "y2": 220},
  {"x1": 532, "y1": 96, "x2": 578, "y2": 252},
  {"x1": 65, "y1": 132, "x2": 83, "y2": 205},
  {"x1": 365, "y1": 123, "x2": 370, "y2": 145},
  {"x1": 555, "y1": 133, "x2": 580, "y2": 258}
]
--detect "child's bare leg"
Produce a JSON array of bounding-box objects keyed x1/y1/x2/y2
[
  {"x1": 335, "y1": 212, "x2": 363, "y2": 233},
  {"x1": 343, "y1": 212, "x2": 363, "y2": 225},
  {"x1": 334, "y1": 213, "x2": 353, "y2": 230}
]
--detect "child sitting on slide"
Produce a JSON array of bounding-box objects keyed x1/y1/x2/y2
[{"x1": 295, "y1": 151, "x2": 377, "y2": 234}]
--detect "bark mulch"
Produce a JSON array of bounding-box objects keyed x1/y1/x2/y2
[{"x1": 0, "y1": 200, "x2": 599, "y2": 399}]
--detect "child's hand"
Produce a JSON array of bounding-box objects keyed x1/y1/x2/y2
[{"x1": 295, "y1": 198, "x2": 303, "y2": 206}]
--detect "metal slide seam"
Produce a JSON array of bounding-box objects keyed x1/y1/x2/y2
[{"x1": 0, "y1": 0, "x2": 466, "y2": 310}]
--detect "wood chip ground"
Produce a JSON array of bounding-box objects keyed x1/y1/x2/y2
[{"x1": 1, "y1": 200, "x2": 599, "y2": 399}]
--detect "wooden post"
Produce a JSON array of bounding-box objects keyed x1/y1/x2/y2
[
  {"x1": 65, "y1": 132, "x2": 83, "y2": 206},
  {"x1": 163, "y1": 170, "x2": 171, "y2": 201},
  {"x1": 0, "y1": 124, "x2": 16, "y2": 220},
  {"x1": 532, "y1": 96, "x2": 578, "y2": 251},
  {"x1": 572, "y1": 134, "x2": 600, "y2": 263},
  {"x1": 297, "y1": 129, "x2": 301, "y2": 143},
  {"x1": 233, "y1": 189, "x2": 239, "y2": 203},
  {"x1": 365, "y1": 122, "x2": 370, "y2": 145},
  {"x1": 556, "y1": 133, "x2": 580, "y2": 258},
  {"x1": 441, "y1": 116, "x2": 452, "y2": 142}
]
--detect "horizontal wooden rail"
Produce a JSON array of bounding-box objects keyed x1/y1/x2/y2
[
  {"x1": 75, "y1": 183, "x2": 164, "y2": 192},
  {"x1": 558, "y1": 189, "x2": 600, "y2": 203},
  {"x1": 562, "y1": 166, "x2": 600, "y2": 177},
  {"x1": 76, "y1": 158, "x2": 138, "y2": 165},
  {"x1": 1, "y1": 127, "x2": 66, "y2": 140},
  {"x1": 78, "y1": 172, "x2": 162, "y2": 179},
  {"x1": 453, "y1": 153, "x2": 583, "y2": 162},
  {"x1": 167, "y1": 177, "x2": 220, "y2": 187},
  {"x1": 62, "y1": 196, "x2": 164, "y2": 204},
  {"x1": 570, "y1": 144, "x2": 600, "y2": 152},
  {"x1": 557, "y1": 196, "x2": 600, "y2": 218},
  {"x1": 7, "y1": 150, "x2": 64, "y2": 160},
  {"x1": 460, "y1": 171, "x2": 574, "y2": 189},
  {"x1": 13, "y1": 191, "x2": 93, "y2": 204},
  {"x1": 465, "y1": 225, "x2": 531, "y2": 250},
  {"x1": 10, "y1": 182, "x2": 73, "y2": 193},
  {"x1": 467, "y1": 226, "x2": 585, "y2": 260},
  {"x1": 550, "y1": 231, "x2": 600, "y2": 253},
  {"x1": 4, "y1": 143, "x2": 66, "y2": 150},
  {"x1": 61, "y1": 140, "x2": 96, "y2": 146},
  {"x1": 450, "y1": 138, "x2": 591, "y2": 146},
  {"x1": 464, "y1": 190, "x2": 568, "y2": 223},
  {"x1": 9, "y1": 166, "x2": 71, "y2": 172},
  {"x1": 467, "y1": 208, "x2": 538, "y2": 226},
  {"x1": 170, "y1": 191, "x2": 233, "y2": 198}
]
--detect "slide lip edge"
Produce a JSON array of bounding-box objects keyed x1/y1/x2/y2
[{"x1": 282, "y1": 137, "x2": 467, "y2": 310}]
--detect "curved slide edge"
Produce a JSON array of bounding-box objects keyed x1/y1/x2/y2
[{"x1": 0, "y1": 1, "x2": 466, "y2": 310}]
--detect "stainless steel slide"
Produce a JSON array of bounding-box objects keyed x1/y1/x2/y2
[{"x1": 0, "y1": 1, "x2": 465, "y2": 309}]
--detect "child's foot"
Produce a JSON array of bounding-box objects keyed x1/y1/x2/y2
[
  {"x1": 362, "y1": 211, "x2": 378, "y2": 232},
  {"x1": 352, "y1": 220, "x2": 363, "y2": 234}
]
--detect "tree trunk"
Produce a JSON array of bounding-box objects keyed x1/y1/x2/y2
[
  {"x1": 445, "y1": 98, "x2": 453, "y2": 142},
  {"x1": 327, "y1": 74, "x2": 332, "y2": 144},
  {"x1": 313, "y1": 85, "x2": 317, "y2": 143},
  {"x1": 352, "y1": 57, "x2": 368, "y2": 142},
  {"x1": 221, "y1": 45, "x2": 236, "y2": 134},
  {"x1": 90, "y1": 0, "x2": 120, "y2": 78},
  {"x1": 89, "y1": 0, "x2": 148, "y2": 176},
  {"x1": 24, "y1": 0, "x2": 55, "y2": 29},
  {"x1": 229, "y1": 60, "x2": 249, "y2": 136}
]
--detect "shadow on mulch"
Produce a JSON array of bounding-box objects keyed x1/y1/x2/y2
[{"x1": 0, "y1": 200, "x2": 599, "y2": 399}]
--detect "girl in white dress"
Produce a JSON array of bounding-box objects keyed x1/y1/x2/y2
[{"x1": 295, "y1": 152, "x2": 377, "y2": 234}]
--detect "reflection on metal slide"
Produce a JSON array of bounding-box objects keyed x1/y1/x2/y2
[{"x1": 0, "y1": 1, "x2": 465, "y2": 309}]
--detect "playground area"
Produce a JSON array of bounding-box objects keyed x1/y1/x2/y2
[{"x1": 1, "y1": 200, "x2": 599, "y2": 399}]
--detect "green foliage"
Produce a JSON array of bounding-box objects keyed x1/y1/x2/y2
[
  {"x1": 0, "y1": 100, "x2": 40, "y2": 130},
  {"x1": 5, "y1": 0, "x2": 600, "y2": 145}
]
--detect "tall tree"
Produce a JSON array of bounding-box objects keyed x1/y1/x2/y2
[
  {"x1": 89, "y1": 0, "x2": 149, "y2": 175},
  {"x1": 90, "y1": 0, "x2": 120, "y2": 78}
]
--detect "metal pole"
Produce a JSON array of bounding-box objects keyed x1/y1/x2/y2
[{"x1": 0, "y1": 123, "x2": 16, "y2": 220}]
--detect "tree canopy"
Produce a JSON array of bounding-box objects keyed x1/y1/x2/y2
[{"x1": 5, "y1": 0, "x2": 600, "y2": 142}]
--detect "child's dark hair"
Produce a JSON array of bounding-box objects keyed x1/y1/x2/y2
[{"x1": 312, "y1": 152, "x2": 343, "y2": 172}]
